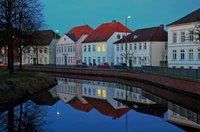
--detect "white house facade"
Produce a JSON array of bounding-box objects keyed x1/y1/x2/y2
[
  {"x1": 168, "y1": 9, "x2": 200, "y2": 69},
  {"x1": 114, "y1": 25, "x2": 168, "y2": 67},
  {"x1": 56, "y1": 25, "x2": 93, "y2": 65},
  {"x1": 22, "y1": 30, "x2": 59, "y2": 65},
  {"x1": 82, "y1": 21, "x2": 131, "y2": 65},
  {"x1": 56, "y1": 34, "x2": 76, "y2": 65}
]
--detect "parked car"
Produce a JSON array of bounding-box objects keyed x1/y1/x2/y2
[
  {"x1": 114, "y1": 63, "x2": 127, "y2": 69},
  {"x1": 98, "y1": 63, "x2": 110, "y2": 68},
  {"x1": 0, "y1": 61, "x2": 5, "y2": 66},
  {"x1": 77, "y1": 62, "x2": 88, "y2": 68}
]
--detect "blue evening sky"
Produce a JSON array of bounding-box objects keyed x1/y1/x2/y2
[{"x1": 41, "y1": 0, "x2": 200, "y2": 34}]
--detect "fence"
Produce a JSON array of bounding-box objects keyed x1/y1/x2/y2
[{"x1": 24, "y1": 64, "x2": 200, "y2": 80}]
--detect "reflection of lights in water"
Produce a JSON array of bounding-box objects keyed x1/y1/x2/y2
[
  {"x1": 133, "y1": 105, "x2": 138, "y2": 109},
  {"x1": 56, "y1": 111, "x2": 60, "y2": 115}
]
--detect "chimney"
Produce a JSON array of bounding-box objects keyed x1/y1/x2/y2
[
  {"x1": 160, "y1": 24, "x2": 164, "y2": 29},
  {"x1": 112, "y1": 20, "x2": 117, "y2": 23}
]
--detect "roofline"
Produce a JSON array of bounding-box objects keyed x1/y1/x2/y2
[
  {"x1": 83, "y1": 41, "x2": 107, "y2": 44},
  {"x1": 167, "y1": 21, "x2": 200, "y2": 27},
  {"x1": 114, "y1": 40, "x2": 167, "y2": 44}
]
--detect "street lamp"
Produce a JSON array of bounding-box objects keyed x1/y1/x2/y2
[{"x1": 125, "y1": 16, "x2": 131, "y2": 66}]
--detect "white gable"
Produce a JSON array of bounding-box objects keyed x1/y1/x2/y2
[{"x1": 57, "y1": 34, "x2": 75, "y2": 46}]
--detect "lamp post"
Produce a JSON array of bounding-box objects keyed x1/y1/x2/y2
[{"x1": 125, "y1": 16, "x2": 131, "y2": 66}]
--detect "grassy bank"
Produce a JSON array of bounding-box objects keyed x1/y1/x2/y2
[{"x1": 0, "y1": 70, "x2": 49, "y2": 80}]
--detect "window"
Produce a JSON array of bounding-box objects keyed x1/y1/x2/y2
[
  {"x1": 133, "y1": 57, "x2": 137, "y2": 65},
  {"x1": 117, "y1": 34, "x2": 121, "y2": 39},
  {"x1": 189, "y1": 31, "x2": 194, "y2": 42},
  {"x1": 121, "y1": 57, "x2": 123, "y2": 63},
  {"x1": 121, "y1": 44, "x2": 123, "y2": 51},
  {"x1": 64, "y1": 38, "x2": 66, "y2": 41},
  {"x1": 97, "y1": 89, "x2": 101, "y2": 96},
  {"x1": 64, "y1": 46, "x2": 67, "y2": 52},
  {"x1": 93, "y1": 45, "x2": 95, "y2": 52},
  {"x1": 98, "y1": 57, "x2": 101, "y2": 63},
  {"x1": 198, "y1": 49, "x2": 200, "y2": 60},
  {"x1": 116, "y1": 57, "x2": 119, "y2": 63},
  {"x1": 103, "y1": 57, "x2": 106, "y2": 63},
  {"x1": 88, "y1": 45, "x2": 91, "y2": 52},
  {"x1": 129, "y1": 44, "x2": 132, "y2": 51},
  {"x1": 134, "y1": 44, "x2": 137, "y2": 50},
  {"x1": 180, "y1": 50, "x2": 185, "y2": 60},
  {"x1": 102, "y1": 90, "x2": 106, "y2": 98},
  {"x1": 181, "y1": 32, "x2": 185, "y2": 43},
  {"x1": 138, "y1": 57, "x2": 141, "y2": 65},
  {"x1": 84, "y1": 45, "x2": 86, "y2": 52},
  {"x1": 44, "y1": 48, "x2": 47, "y2": 53},
  {"x1": 73, "y1": 46, "x2": 75, "y2": 52},
  {"x1": 144, "y1": 43, "x2": 147, "y2": 50},
  {"x1": 97, "y1": 44, "x2": 101, "y2": 52},
  {"x1": 189, "y1": 49, "x2": 193, "y2": 60},
  {"x1": 40, "y1": 57, "x2": 43, "y2": 63},
  {"x1": 173, "y1": 32, "x2": 177, "y2": 43},
  {"x1": 44, "y1": 57, "x2": 47, "y2": 63},
  {"x1": 117, "y1": 45, "x2": 119, "y2": 51},
  {"x1": 172, "y1": 50, "x2": 177, "y2": 60},
  {"x1": 88, "y1": 57, "x2": 91, "y2": 64},
  {"x1": 139, "y1": 43, "x2": 142, "y2": 50},
  {"x1": 102, "y1": 44, "x2": 106, "y2": 52},
  {"x1": 39, "y1": 48, "x2": 43, "y2": 53},
  {"x1": 84, "y1": 57, "x2": 87, "y2": 63}
]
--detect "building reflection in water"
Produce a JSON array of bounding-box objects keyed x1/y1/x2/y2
[{"x1": 53, "y1": 77, "x2": 200, "y2": 131}]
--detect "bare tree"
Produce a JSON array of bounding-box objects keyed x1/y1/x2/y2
[{"x1": 0, "y1": 0, "x2": 43, "y2": 73}]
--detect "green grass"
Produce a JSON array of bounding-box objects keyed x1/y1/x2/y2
[{"x1": 0, "y1": 70, "x2": 47, "y2": 80}]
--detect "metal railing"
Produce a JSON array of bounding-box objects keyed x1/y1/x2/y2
[{"x1": 23, "y1": 64, "x2": 200, "y2": 80}]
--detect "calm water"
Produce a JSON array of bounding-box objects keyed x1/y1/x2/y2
[{"x1": 1, "y1": 77, "x2": 200, "y2": 132}]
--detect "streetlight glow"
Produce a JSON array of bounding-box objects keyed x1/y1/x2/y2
[{"x1": 126, "y1": 16, "x2": 131, "y2": 19}]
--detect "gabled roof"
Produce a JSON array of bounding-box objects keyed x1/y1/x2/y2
[
  {"x1": 83, "y1": 97, "x2": 130, "y2": 118},
  {"x1": 67, "y1": 25, "x2": 94, "y2": 41},
  {"x1": 168, "y1": 8, "x2": 200, "y2": 26},
  {"x1": 69, "y1": 97, "x2": 93, "y2": 112},
  {"x1": 33, "y1": 30, "x2": 60, "y2": 46},
  {"x1": 83, "y1": 21, "x2": 132, "y2": 43},
  {"x1": 114, "y1": 25, "x2": 167, "y2": 44}
]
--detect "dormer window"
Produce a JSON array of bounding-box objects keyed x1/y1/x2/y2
[
  {"x1": 117, "y1": 34, "x2": 121, "y2": 39},
  {"x1": 133, "y1": 35, "x2": 138, "y2": 40}
]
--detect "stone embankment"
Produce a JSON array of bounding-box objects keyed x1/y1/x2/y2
[{"x1": 0, "y1": 72, "x2": 57, "y2": 106}]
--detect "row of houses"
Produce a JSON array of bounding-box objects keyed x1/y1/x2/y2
[{"x1": 1, "y1": 8, "x2": 199, "y2": 69}]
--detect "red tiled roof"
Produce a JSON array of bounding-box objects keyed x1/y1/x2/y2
[
  {"x1": 84, "y1": 97, "x2": 130, "y2": 118},
  {"x1": 83, "y1": 22, "x2": 132, "y2": 43},
  {"x1": 69, "y1": 97, "x2": 93, "y2": 112},
  {"x1": 67, "y1": 25, "x2": 94, "y2": 41},
  {"x1": 114, "y1": 25, "x2": 167, "y2": 44}
]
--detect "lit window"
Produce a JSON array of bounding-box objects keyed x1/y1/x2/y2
[
  {"x1": 102, "y1": 90, "x2": 106, "y2": 98},
  {"x1": 97, "y1": 44, "x2": 101, "y2": 52},
  {"x1": 102, "y1": 43, "x2": 106, "y2": 52},
  {"x1": 97, "y1": 89, "x2": 101, "y2": 96}
]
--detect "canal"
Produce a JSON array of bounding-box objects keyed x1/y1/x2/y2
[{"x1": 0, "y1": 77, "x2": 200, "y2": 132}]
